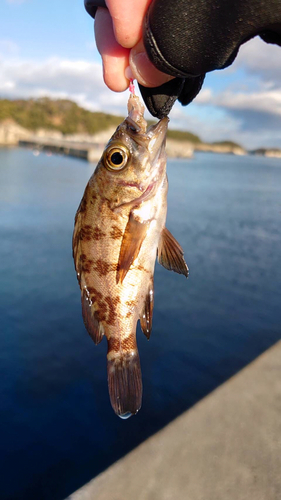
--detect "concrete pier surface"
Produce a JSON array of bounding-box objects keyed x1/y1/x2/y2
[
  {"x1": 18, "y1": 138, "x2": 103, "y2": 162},
  {"x1": 67, "y1": 341, "x2": 281, "y2": 500}
]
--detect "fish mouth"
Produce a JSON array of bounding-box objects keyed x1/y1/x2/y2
[
  {"x1": 147, "y1": 117, "x2": 169, "y2": 162},
  {"x1": 133, "y1": 117, "x2": 168, "y2": 200}
]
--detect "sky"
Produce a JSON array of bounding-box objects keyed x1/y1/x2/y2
[{"x1": 1, "y1": 0, "x2": 281, "y2": 149}]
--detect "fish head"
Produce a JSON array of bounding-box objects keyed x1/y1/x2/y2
[{"x1": 93, "y1": 95, "x2": 169, "y2": 209}]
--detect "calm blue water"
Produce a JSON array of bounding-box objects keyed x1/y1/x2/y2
[{"x1": 0, "y1": 148, "x2": 280, "y2": 499}]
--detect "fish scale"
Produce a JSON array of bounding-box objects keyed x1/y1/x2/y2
[{"x1": 73, "y1": 93, "x2": 188, "y2": 418}]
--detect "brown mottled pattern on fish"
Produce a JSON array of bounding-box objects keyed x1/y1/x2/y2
[{"x1": 73, "y1": 94, "x2": 188, "y2": 418}]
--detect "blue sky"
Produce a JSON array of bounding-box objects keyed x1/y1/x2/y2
[{"x1": 1, "y1": 0, "x2": 281, "y2": 148}]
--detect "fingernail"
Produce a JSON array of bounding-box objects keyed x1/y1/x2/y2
[
  {"x1": 125, "y1": 66, "x2": 134, "y2": 81},
  {"x1": 129, "y1": 45, "x2": 174, "y2": 88}
]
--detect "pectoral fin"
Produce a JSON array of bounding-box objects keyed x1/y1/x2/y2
[
  {"x1": 117, "y1": 213, "x2": 149, "y2": 284},
  {"x1": 158, "y1": 227, "x2": 189, "y2": 277}
]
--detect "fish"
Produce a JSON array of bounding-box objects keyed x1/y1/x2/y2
[{"x1": 73, "y1": 93, "x2": 188, "y2": 419}]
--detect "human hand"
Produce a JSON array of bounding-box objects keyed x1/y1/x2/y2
[
  {"x1": 85, "y1": 0, "x2": 181, "y2": 118},
  {"x1": 87, "y1": 0, "x2": 172, "y2": 92},
  {"x1": 85, "y1": 0, "x2": 281, "y2": 118}
]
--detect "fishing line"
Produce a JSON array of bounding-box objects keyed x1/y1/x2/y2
[{"x1": 129, "y1": 79, "x2": 135, "y2": 95}]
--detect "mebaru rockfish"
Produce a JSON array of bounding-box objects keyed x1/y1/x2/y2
[{"x1": 73, "y1": 93, "x2": 188, "y2": 418}]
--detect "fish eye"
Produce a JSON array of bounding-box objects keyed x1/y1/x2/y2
[{"x1": 104, "y1": 146, "x2": 129, "y2": 171}]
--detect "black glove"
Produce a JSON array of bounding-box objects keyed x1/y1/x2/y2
[
  {"x1": 84, "y1": 0, "x2": 104, "y2": 18},
  {"x1": 85, "y1": 0, "x2": 281, "y2": 118}
]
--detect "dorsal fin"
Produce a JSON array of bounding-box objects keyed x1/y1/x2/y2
[
  {"x1": 140, "y1": 280, "x2": 154, "y2": 340},
  {"x1": 158, "y1": 227, "x2": 189, "y2": 277},
  {"x1": 116, "y1": 213, "x2": 149, "y2": 284}
]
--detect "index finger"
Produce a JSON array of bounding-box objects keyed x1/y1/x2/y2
[{"x1": 106, "y1": 0, "x2": 153, "y2": 48}]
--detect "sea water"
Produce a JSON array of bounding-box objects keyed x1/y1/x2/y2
[{"x1": 0, "y1": 148, "x2": 280, "y2": 499}]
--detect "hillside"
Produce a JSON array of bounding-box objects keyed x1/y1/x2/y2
[
  {"x1": 0, "y1": 97, "x2": 202, "y2": 143},
  {"x1": 0, "y1": 97, "x2": 123, "y2": 135},
  {"x1": 0, "y1": 97, "x2": 247, "y2": 156},
  {"x1": 211, "y1": 140, "x2": 242, "y2": 149},
  {"x1": 167, "y1": 129, "x2": 201, "y2": 144}
]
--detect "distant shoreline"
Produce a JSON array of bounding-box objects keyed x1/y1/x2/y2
[
  {"x1": 1, "y1": 96, "x2": 280, "y2": 159},
  {"x1": 2, "y1": 128, "x2": 281, "y2": 162},
  {"x1": 0, "y1": 97, "x2": 246, "y2": 159},
  {"x1": 0, "y1": 121, "x2": 249, "y2": 162}
]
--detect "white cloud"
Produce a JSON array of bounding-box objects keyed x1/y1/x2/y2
[
  {"x1": 1, "y1": 37, "x2": 281, "y2": 149},
  {"x1": 0, "y1": 55, "x2": 128, "y2": 115},
  {"x1": 233, "y1": 36, "x2": 281, "y2": 86},
  {"x1": 169, "y1": 101, "x2": 243, "y2": 144},
  {"x1": 184, "y1": 37, "x2": 281, "y2": 147},
  {"x1": 197, "y1": 38, "x2": 281, "y2": 117},
  {"x1": 194, "y1": 88, "x2": 213, "y2": 104},
  {"x1": 213, "y1": 89, "x2": 281, "y2": 117},
  {"x1": 193, "y1": 87, "x2": 281, "y2": 147}
]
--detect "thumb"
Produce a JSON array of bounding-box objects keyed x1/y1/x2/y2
[{"x1": 129, "y1": 40, "x2": 174, "y2": 88}]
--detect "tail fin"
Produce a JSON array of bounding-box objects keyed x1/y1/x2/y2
[{"x1": 107, "y1": 346, "x2": 142, "y2": 419}]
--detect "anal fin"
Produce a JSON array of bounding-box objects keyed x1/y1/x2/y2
[
  {"x1": 82, "y1": 289, "x2": 104, "y2": 345},
  {"x1": 117, "y1": 213, "x2": 149, "y2": 284},
  {"x1": 158, "y1": 227, "x2": 189, "y2": 277},
  {"x1": 140, "y1": 280, "x2": 154, "y2": 340}
]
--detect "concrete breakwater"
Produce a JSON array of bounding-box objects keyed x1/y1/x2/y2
[
  {"x1": 1, "y1": 120, "x2": 194, "y2": 162},
  {"x1": 0, "y1": 121, "x2": 112, "y2": 162},
  {"x1": 0, "y1": 120, "x2": 104, "y2": 162},
  {"x1": 0, "y1": 120, "x2": 194, "y2": 162},
  {"x1": 18, "y1": 137, "x2": 104, "y2": 163},
  {"x1": 0, "y1": 120, "x2": 250, "y2": 160}
]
